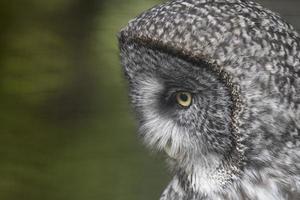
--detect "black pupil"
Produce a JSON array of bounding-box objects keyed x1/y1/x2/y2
[{"x1": 179, "y1": 93, "x2": 188, "y2": 102}]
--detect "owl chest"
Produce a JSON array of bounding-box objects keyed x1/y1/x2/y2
[{"x1": 160, "y1": 173, "x2": 296, "y2": 200}]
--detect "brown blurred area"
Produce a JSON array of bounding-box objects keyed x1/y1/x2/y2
[{"x1": 0, "y1": 0, "x2": 298, "y2": 199}]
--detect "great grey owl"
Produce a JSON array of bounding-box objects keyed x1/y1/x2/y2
[{"x1": 118, "y1": 0, "x2": 300, "y2": 199}]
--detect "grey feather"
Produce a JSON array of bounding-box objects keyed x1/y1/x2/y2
[{"x1": 118, "y1": 0, "x2": 300, "y2": 199}]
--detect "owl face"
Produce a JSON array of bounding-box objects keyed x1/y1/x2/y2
[{"x1": 121, "y1": 42, "x2": 234, "y2": 162}]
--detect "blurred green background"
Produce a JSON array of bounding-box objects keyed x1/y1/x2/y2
[
  {"x1": 0, "y1": 0, "x2": 169, "y2": 199},
  {"x1": 0, "y1": 0, "x2": 299, "y2": 199}
]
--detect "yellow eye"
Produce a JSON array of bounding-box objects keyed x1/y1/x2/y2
[{"x1": 176, "y1": 92, "x2": 192, "y2": 107}]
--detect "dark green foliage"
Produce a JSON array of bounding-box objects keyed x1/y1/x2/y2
[{"x1": 0, "y1": 0, "x2": 168, "y2": 199}]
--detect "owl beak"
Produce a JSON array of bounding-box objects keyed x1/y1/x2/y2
[
  {"x1": 164, "y1": 145, "x2": 175, "y2": 159},
  {"x1": 164, "y1": 140, "x2": 178, "y2": 159}
]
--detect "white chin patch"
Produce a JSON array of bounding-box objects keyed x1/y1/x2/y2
[{"x1": 141, "y1": 115, "x2": 184, "y2": 158}]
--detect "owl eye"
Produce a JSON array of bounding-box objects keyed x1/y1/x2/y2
[{"x1": 175, "y1": 92, "x2": 192, "y2": 108}]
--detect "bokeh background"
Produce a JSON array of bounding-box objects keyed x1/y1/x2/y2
[{"x1": 0, "y1": 0, "x2": 299, "y2": 200}]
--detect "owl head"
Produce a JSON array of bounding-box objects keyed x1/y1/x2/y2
[{"x1": 118, "y1": 0, "x2": 300, "y2": 177}]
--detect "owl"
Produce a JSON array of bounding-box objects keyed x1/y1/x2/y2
[{"x1": 118, "y1": 0, "x2": 300, "y2": 199}]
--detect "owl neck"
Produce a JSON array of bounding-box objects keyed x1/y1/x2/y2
[{"x1": 171, "y1": 148, "x2": 243, "y2": 196}]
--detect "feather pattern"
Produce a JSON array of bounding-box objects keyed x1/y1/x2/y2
[{"x1": 118, "y1": 0, "x2": 300, "y2": 199}]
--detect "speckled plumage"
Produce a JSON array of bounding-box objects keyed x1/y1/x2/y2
[{"x1": 118, "y1": 0, "x2": 300, "y2": 199}]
